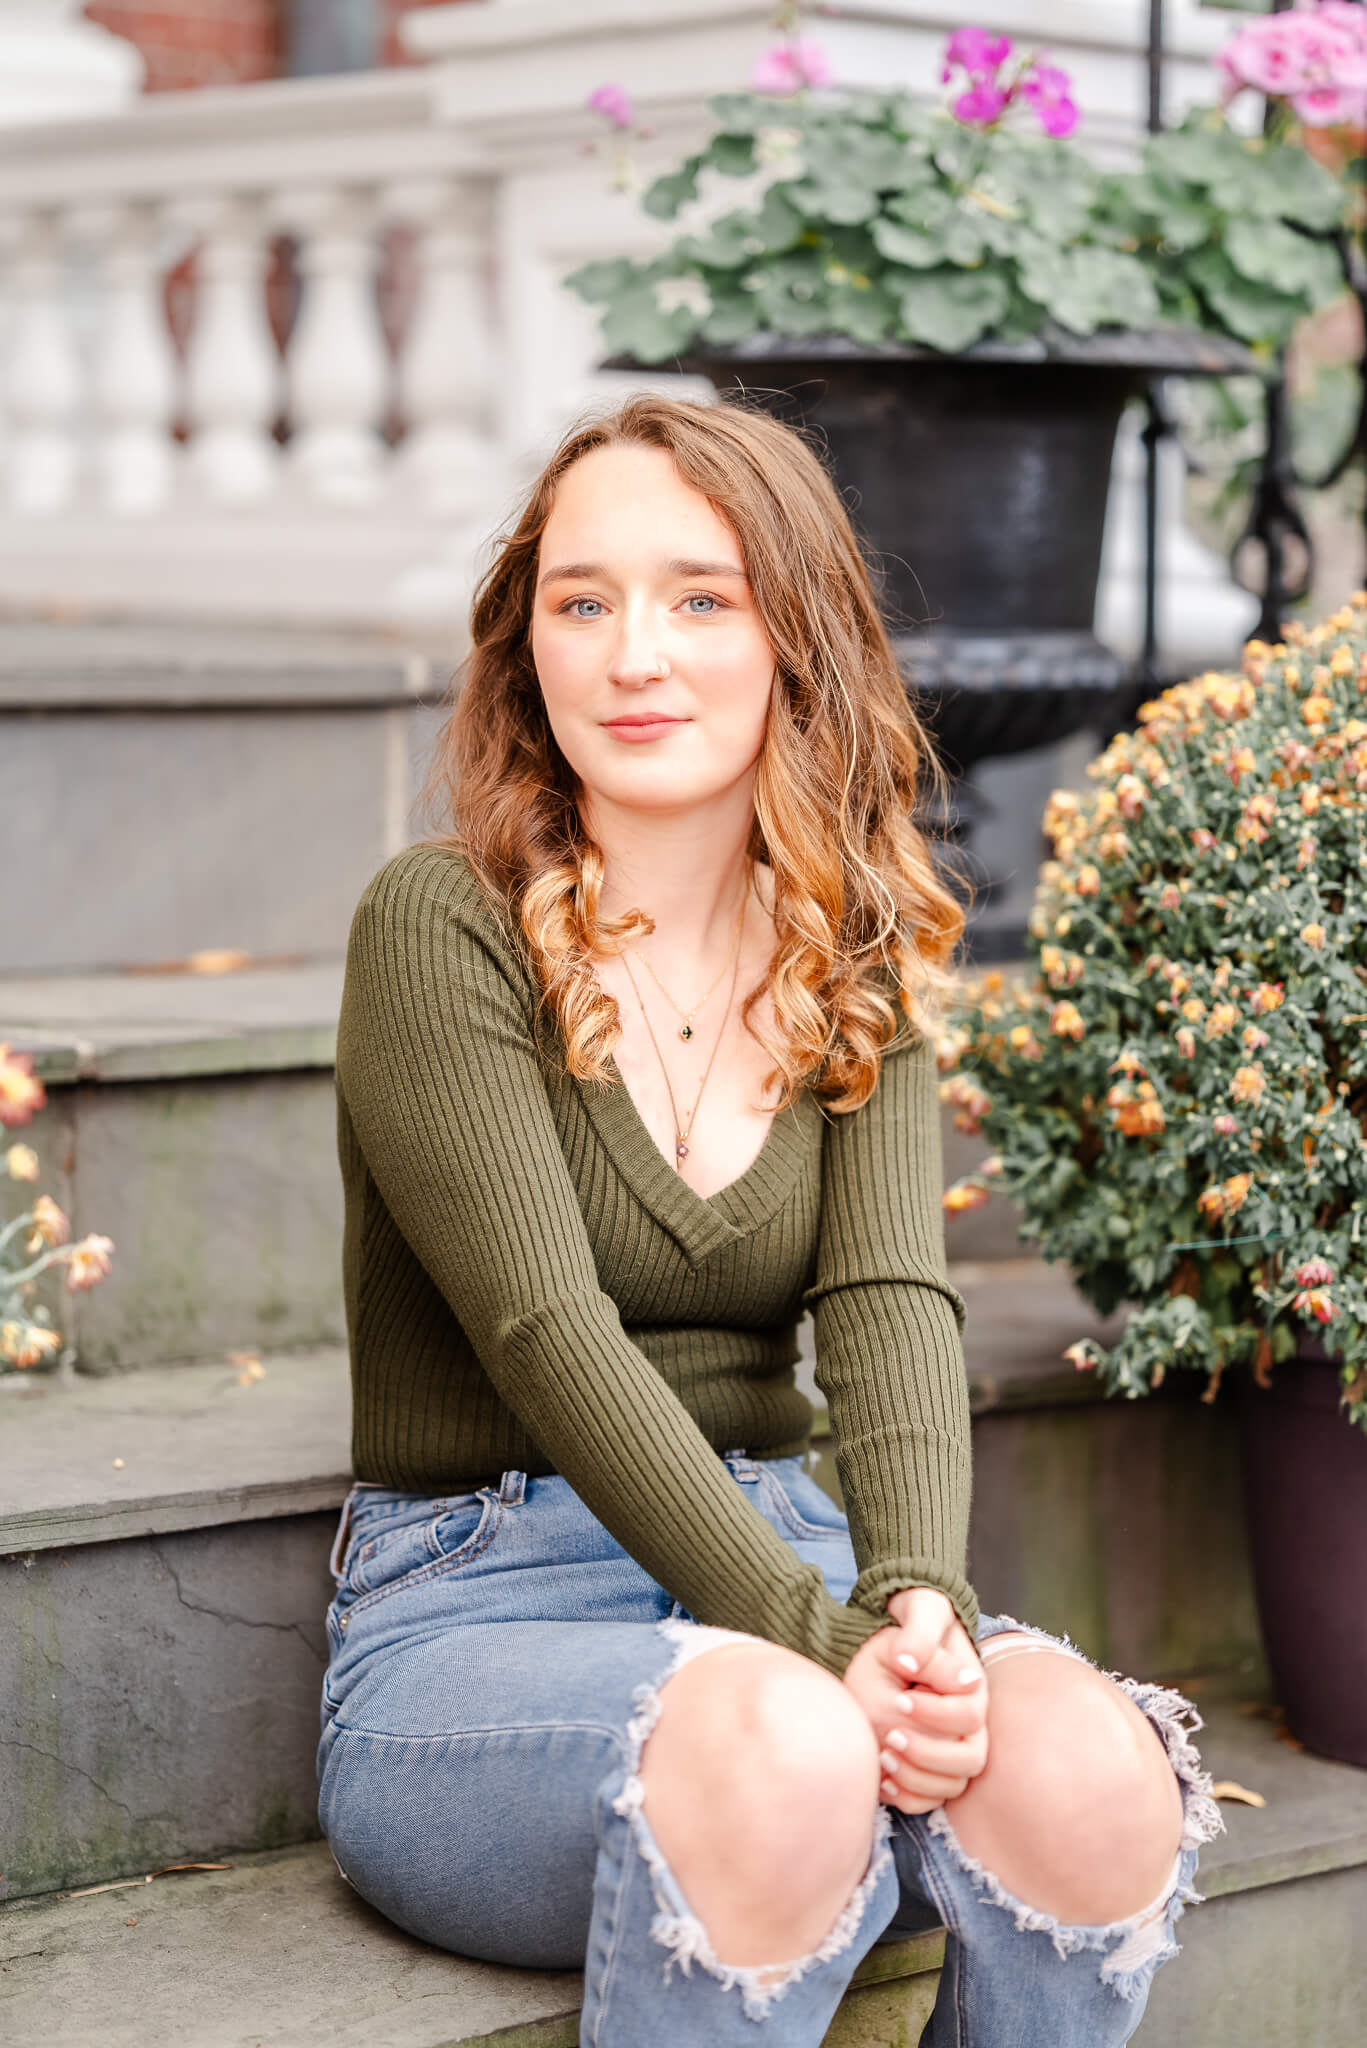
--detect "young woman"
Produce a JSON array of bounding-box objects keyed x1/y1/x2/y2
[{"x1": 318, "y1": 394, "x2": 1220, "y2": 2046}]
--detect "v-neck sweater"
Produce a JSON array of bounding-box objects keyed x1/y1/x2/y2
[{"x1": 335, "y1": 843, "x2": 977, "y2": 1677}]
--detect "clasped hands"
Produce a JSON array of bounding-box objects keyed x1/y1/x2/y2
[{"x1": 841, "y1": 1586, "x2": 989, "y2": 1814}]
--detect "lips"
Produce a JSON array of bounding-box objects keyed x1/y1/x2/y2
[
  {"x1": 602, "y1": 715, "x2": 688, "y2": 741},
  {"x1": 603, "y1": 716, "x2": 687, "y2": 728}
]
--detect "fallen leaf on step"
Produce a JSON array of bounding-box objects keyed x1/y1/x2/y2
[
  {"x1": 228, "y1": 1352, "x2": 265, "y2": 1386},
  {"x1": 1210, "y1": 1780, "x2": 1266, "y2": 1807}
]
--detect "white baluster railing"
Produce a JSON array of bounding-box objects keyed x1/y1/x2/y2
[
  {"x1": 284, "y1": 183, "x2": 389, "y2": 507},
  {"x1": 6, "y1": 208, "x2": 83, "y2": 514},
  {"x1": 88, "y1": 199, "x2": 179, "y2": 513},
  {"x1": 178, "y1": 194, "x2": 280, "y2": 508},
  {"x1": 0, "y1": 1, "x2": 1240, "y2": 629}
]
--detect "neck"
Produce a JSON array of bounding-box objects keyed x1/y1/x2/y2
[{"x1": 584, "y1": 790, "x2": 757, "y2": 954}]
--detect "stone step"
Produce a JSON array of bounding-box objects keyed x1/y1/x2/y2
[
  {"x1": 2, "y1": 962, "x2": 346, "y2": 1369},
  {"x1": 0, "y1": 1262, "x2": 1266, "y2": 1904},
  {"x1": 2, "y1": 1698, "x2": 1363, "y2": 2048},
  {"x1": 0, "y1": 620, "x2": 449, "y2": 975},
  {"x1": 2, "y1": 960, "x2": 1022, "y2": 1373}
]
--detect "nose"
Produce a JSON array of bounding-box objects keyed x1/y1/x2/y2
[{"x1": 605, "y1": 600, "x2": 670, "y2": 688}]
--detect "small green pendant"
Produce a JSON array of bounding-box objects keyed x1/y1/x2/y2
[{"x1": 680, "y1": 1023, "x2": 693, "y2": 1040}]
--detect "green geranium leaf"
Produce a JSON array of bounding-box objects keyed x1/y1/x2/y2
[
  {"x1": 885, "y1": 186, "x2": 956, "y2": 234},
  {"x1": 564, "y1": 256, "x2": 641, "y2": 306},
  {"x1": 642, "y1": 156, "x2": 703, "y2": 221},
  {"x1": 698, "y1": 290, "x2": 762, "y2": 347},
  {"x1": 1187, "y1": 246, "x2": 1306, "y2": 346},
  {"x1": 598, "y1": 283, "x2": 699, "y2": 364},
  {"x1": 871, "y1": 216, "x2": 945, "y2": 269},
  {"x1": 1225, "y1": 217, "x2": 1344, "y2": 309},
  {"x1": 708, "y1": 131, "x2": 758, "y2": 177},
  {"x1": 1046, "y1": 247, "x2": 1162, "y2": 336},
  {"x1": 893, "y1": 266, "x2": 1009, "y2": 352},
  {"x1": 786, "y1": 176, "x2": 880, "y2": 226}
]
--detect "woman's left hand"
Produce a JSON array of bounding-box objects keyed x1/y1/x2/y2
[{"x1": 841, "y1": 1586, "x2": 989, "y2": 1814}]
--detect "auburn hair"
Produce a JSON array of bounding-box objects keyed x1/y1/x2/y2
[{"x1": 417, "y1": 391, "x2": 963, "y2": 1114}]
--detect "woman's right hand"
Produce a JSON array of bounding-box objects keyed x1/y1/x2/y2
[{"x1": 841, "y1": 1596, "x2": 989, "y2": 1814}]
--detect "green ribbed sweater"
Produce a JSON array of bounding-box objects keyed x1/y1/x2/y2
[{"x1": 336, "y1": 843, "x2": 977, "y2": 1677}]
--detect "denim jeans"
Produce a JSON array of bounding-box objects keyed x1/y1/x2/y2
[{"x1": 317, "y1": 1452, "x2": 1221, "y2": 2047}]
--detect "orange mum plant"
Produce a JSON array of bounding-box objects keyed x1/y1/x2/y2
[{"x1": 940, "y1": 599, "x2": 1367, "y2": 1428}]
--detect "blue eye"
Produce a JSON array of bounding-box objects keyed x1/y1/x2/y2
[
  {"x1": 566, "y1": 598, "x2": 604, "y2": 619},
  {"x1": 684, "y1": 594, "x2": 719, "y2": 614}
]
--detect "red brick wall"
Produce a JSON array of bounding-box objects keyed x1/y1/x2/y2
[
  {"x1": 85, "y1": 1, "x2": 468, "y2": 91},
  {"x1": 84, "y1": 2, "x2": 281, "y2": 91}
]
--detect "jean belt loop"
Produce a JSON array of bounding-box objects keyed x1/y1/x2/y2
[
  {"x1": 498, "y1": 1470, "x2": 527, "y2": 1507},
  {"x1": 328, "y1": 1486, "x2": 359, "y2": 1583}
]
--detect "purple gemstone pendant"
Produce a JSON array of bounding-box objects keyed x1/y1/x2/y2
[{"x1": 676, "y1": 1141, "x2": 689, "y2": 1161}]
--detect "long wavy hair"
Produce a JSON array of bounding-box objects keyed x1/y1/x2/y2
[{"x1": 418, "y1": 392, "x2": 963, "y2": 1114}]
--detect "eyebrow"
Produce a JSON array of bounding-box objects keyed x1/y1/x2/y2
[{"x1": 537, "y1": 556, "x2": 748, "y2": 590}]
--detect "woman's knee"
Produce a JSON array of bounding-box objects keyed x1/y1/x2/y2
[
  {"x1": 943, "y1": 1643, "x2": 1185, "y2": 1928},
  {"x1": 638, "y1": 1639, "x2": 880, "y2": 1889}
]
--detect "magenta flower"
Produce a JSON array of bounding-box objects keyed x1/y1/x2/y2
[
  {"x1": 1022, "y1": 63, "x2": 1080, "y2": 138},
  {"x1": 953, "y1": 82, "x2": 1009, "y2": 127},
  {"x1": 752, "y1": 38, "x2": 833, "y2": 94},
  {"x1": 587, "y1": 82, "x2": 635, "y2": 131},
  {"x1": 941, "y1": 26, "x2": 1012, "y2": 83}
]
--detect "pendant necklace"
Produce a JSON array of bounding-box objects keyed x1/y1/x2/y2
[
  {"x1": 618, "y1": 868, "x2": 751, "y2": 1170},
  {"x1": 631, "y1": 864, "x2": 751, "y2": 1040}
]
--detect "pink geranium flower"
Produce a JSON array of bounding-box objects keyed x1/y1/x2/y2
[
  {"x1": 587, "y1": 83, "x2": 635, "y2": 131},
  {"x1": 942, "y1": 26, "x2": 1079, "y2": 136},
  {"x1": 752, "y1": 39, "x2": 832, "y2": 95},
  {"x1": 941, "y1": 27, "x2": 1013, "y2": 82},
  {"x1": 953, "y1": 82, "x2": 1008, "y2": 126}
]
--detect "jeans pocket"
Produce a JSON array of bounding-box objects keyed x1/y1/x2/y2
[
  {"x1": 752, "y1": 1456, "x2": 851, "y2": 1540},
  {"x1": 336, "y1": 1492, "x2": 497, "y2": 1619}
]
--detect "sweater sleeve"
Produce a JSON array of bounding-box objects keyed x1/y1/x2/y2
[
  {"x1": 334, "y1": 847, "x2": 896, "y2": 1677},
  {"x1": 803, "y1": 1026, "x2": 979, "y2": 1641}
]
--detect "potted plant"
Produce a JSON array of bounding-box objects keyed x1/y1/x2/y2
[
  {"x1": 568, "y1": 23, "x2": 1347, "y2": 776},
  {"x1": 1, "y1": 1045, "x2": 114, "y2": 1377},
  {"x1": 938, "y1": 597, "x2": 1367, "y2": 1765}
]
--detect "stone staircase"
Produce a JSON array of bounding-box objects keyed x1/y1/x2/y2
[{"x1": 3, "y1": 710, "x2": 1365, "y2": 2040}]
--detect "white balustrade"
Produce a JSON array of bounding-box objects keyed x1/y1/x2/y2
[
  {"x1": 178, "y1": 195, "x2": 281, "y2": 508},
  {"x1": 0, "y1": 1, "x2": 1243, "y2": 630},
  {"x1": 6, "y1": 209, "x2": 83, "y2": 514},
  {"x1": 85, "y1": 200, "x2": 179, "y2": 513},
  {"x1": 282, "y1": 183, "x2": 390, "y2": 507}
]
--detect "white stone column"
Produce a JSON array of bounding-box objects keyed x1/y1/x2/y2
[
  {"x1": 178, "y1": 196, "x2": 281, "y2": 507},
  {"x1": 388, "y1": 176, "x2": 494, "y2": 517},
  {"x1": 84, "y1": 201, "x2": 178, "y2": 514},
  {"x1": 281, "y1": 184, "x2": 389, "y2": 506},
  {"x1": 5, "y1": 209, "x2": 83, "y2": 514},
  {"x1": 0, "y1": 1, "x2": 141, "y2": 127}
]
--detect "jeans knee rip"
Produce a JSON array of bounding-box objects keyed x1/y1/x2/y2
[
  {"x1": 929, "y1": 1613, "x2": 1225, "y2": 2003},
  {"x1": 609, "y1": 1614, "x2": 895, "y2": 2023}
]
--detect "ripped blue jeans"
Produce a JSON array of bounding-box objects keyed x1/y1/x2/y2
[{"x1": 316, "y1": 1454, "x2": 1222, "y2": 2047}]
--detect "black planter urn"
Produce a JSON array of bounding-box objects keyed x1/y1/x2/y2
[
  {"x1": 1236, "y1": 1336, "x2": 1367, "y2": 1769},
  {"x1": 672, "y1": 329, "x2": 1260, "y2": 775}
]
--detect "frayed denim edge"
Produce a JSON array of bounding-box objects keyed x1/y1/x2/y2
[
  {"x1": 609, "y1": 1614, "x2": 895, "y2": 2023},
  {"x1": 927, "y1": 1613, "x2": 1225, "y2": 2004}
]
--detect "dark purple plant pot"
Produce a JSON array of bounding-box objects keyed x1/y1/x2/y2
[{"x1": 1235, "y1": 1337, "x2": 1367, "y2": 1768}]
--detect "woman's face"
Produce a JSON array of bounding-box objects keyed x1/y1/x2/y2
[{"x1": 530, "y1": 443, "x2": 777, "y2": 823}]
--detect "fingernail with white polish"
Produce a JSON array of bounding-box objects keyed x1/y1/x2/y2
[
  {"x1": 898, "y1": 1692, "x2": 917, "y2": 1714},
  {"x1": 896, "y1": 1654, "x2": 919, "y2": 1674},
  {"x1": 885, "y1": 1728, "x2": 909, "y2": 1752},
  {"x1": 957, "y1": 1668, "x2": 977, "y2": 1686},
  {"x1": 881, "y1": 1778, "x2": 900, "y2": 1800}
]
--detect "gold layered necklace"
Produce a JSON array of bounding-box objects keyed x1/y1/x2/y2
[
  {"x1": 618, "y1": 865, "x2": 752, "y2": 1170},
  {"x1": 632, "y1": 887, "x2": 747, "y2": 1040}
]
